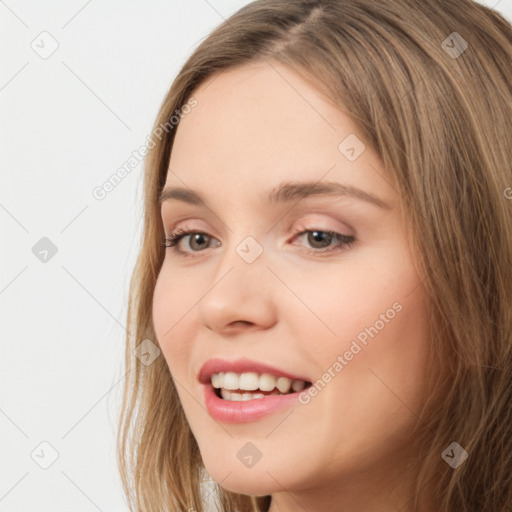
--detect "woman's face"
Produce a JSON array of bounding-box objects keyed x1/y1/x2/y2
[{"x1": 153, "y1": 61, "x2": 431, "y2": 506}]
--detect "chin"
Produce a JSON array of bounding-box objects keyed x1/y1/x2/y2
[{"x1": 209, "y1": 471, "x2": 277, "y2": 496}]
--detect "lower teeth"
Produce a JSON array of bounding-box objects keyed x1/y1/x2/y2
[{"x1": 218, "y1": 388, "x2": 288, "y2": 401}]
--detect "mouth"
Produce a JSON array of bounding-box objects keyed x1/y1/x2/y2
[
  {"x1": 211, "y1": 371, "x2": 312, "y2": 401},
  {"x1": 198, "y1": 357, "x2": 313, "y2": 420}
]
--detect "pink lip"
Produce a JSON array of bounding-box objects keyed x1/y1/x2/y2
[
  {"x1": 198, "y1": 357, "x2": 312, "y2": 423},
  {"x1": 198, "y1": 357, "x2": 311, "y2": 384},
  {"x1": 203, "y1": 383, "x2": 308, "y2": 423}
]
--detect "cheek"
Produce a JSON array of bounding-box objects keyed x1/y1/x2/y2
[
  {"x1": 285, "y1": 264, "x2": 430, "y2": 473},
  {"x1": 284, "y1": 245, "x2": 424, "y2": 357},
  {"x1": 152, "y1": 269, "x2": 193, "y2": 373},
  {"x1": 292, "y1": 245, "x2": 430, "y2": 410}
]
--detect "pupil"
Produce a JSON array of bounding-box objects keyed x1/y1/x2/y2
[
  {"x1": 190, "y1": 233, "x2": 208, "y2": 250},
  {"x1": 309, "y1": 230, "x2": 331, "y2": 248}
]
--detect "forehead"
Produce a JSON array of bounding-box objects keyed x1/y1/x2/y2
[{"x1": 165, "y1": 61, "x2": 384, "y2": 204}]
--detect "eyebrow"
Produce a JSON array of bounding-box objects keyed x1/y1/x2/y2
[{"x1": 159, "y1": 180, "x2": 392, "y2": 210}]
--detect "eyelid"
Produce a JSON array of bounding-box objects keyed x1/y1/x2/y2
[
  {"x1": 164, "y1": 214, "x2": 356, "y2": 259},
  {"x1": 164, "y1": 218, "x2": 212, "y2": 236},
  {"x1": 164, "y1": 213, "x2": 353, "y2": 240},
  {"x1": 284, "y1": 213, "x2": 354, "y2": 238}
]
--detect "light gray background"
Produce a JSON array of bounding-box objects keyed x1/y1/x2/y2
[{"x1": 1, "y1": 1, "x2": 510, "y2": 510}]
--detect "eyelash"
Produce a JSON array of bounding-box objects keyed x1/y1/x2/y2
[{"x1": 161, "y1": 226, "x2": 355, "y2": 258}]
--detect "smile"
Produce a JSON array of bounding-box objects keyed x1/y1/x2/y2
[
  {"x1": 198, "y1": 357, "x2": 313, "y2": 422},
  {"x1": 211, "y1": 371, "x2": 308, "y2": 400}
]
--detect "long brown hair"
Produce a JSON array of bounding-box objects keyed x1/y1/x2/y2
[{"x1": 116, "y1": 1, "x2": 512, "y2": 510}]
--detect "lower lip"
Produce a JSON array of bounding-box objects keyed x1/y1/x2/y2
[{"x1": 203, "y1": 384, "x2": 306, "y2": 423}]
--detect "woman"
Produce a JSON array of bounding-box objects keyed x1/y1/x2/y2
[{"x1": 117, "y1": 1, "x2": 512, "y2": 511}]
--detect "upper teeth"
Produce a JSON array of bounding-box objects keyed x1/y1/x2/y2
[{"x1": 211, "y1": 372, "x2": 306, "y2": 393}]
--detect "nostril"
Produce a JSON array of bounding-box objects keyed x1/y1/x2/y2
[{"x1": 229, "y1": 320, "x2": 253, "y2": 329}]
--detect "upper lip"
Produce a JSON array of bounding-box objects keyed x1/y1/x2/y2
[{"x1": 198, "y1": 357, "x2": 311, "y2": 384}]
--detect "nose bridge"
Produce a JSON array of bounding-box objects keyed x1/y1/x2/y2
[
  {"x1": 197, "y1": 231, "x2": 277, "y2": 332},
  {"x1": 213, "y1": 207, "x2": 269, "y2": 273},
  {"x1": 214, "y1": 231, "x2": 270, "y2": 296}
]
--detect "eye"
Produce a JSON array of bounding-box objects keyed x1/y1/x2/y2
[
  {"x1": 162, "y1": 228, "x2": 219, "y2": 257},
  {"x1": 162, "y1": 225, "x2": 356, "y2": 258},
  {"x1": 290, "y1": 228, "x2": 355, "y2": 256}
]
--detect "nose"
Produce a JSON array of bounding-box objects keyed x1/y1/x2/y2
[{"x1": 197, "y1": 241, "x2": 278, "y2": 335}]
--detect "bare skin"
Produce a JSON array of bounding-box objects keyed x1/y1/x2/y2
[{"x1": 153, "y1": 60, "x2": 435, "y2": 512}]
